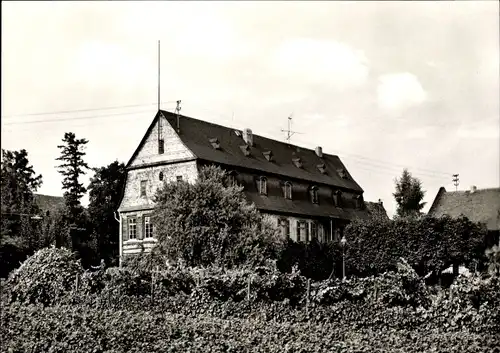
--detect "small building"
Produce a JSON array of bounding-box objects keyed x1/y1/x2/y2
[
  {"x1": 427, "y1": 186, "x2": 500, "y2": 248},
  {"x1": 117, "y1": 110, "x2": 373, "y2": 262}
]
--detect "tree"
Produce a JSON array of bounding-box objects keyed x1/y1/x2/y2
[
  {"x1": 87, "y1": 161, "x2": 126, "y2": 266},
  {"x1": 393, "y1": 169, "x2": 426, "y2": 218},
  {"x1": 0, "y1": 149, "x2": 43, "y2": 277},
  {"x1": 56, "y1": 132, "x2": 89, "y2": 220},
  {"x1": 151, "y1": 165, "x2": 285, "y2": 268}
]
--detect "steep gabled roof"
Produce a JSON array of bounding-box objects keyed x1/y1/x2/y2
[
  {"x1": 34, "y1": 194, "x2": 65, "y2": 215},
  {"x1": 364, "y1": 201, "x2": 390, "y2": 221},
  {"x1": 157, "y1": 110, "x2": 363, "y2": 192},
  {"x1": 428, "y1": 187, "x2": 500, "y2": 231}
]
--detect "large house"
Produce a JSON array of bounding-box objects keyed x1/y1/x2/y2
[
  {"x1": 428, "y1": 186, "x2": 500, "y2": 248},
  {"x1": 117, "y1": 110, "x2": 376, "y2": 263}
]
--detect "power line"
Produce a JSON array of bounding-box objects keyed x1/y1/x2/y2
[{"x1": 1, "y1": 101, "x2": 177, "y2": 119}]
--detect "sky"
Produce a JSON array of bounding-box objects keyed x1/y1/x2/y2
[{"x1": 2, "y1": 1, "x2": 499, "y2": 218}]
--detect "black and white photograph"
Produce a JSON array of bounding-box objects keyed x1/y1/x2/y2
[{"x1": 1, "y1": 1, "x2": 499, "y2": 352}]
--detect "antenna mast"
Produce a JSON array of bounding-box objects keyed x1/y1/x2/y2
[
  {"x1": 157, "y1": 40, "x2": 163, "y2": 150},
  {"x1": 175, "y1": 100, "x2": 182, "y2": 133},
  {"x1": 452, "y1": 174, "x2": 459, "y2": 191},
  {"x1": 158, "y1": 40, "x2": 160, "y2": 111},
  {"x1": 281, "y1": 114, "x2": 303, "y2": 143}
]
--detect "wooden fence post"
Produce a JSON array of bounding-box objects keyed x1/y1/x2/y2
[
  {"x1": 306, "y1": 279, "x2": 311, "y2": 316},
  {"x1": 247, "y1": 276, "x2": 251, "y2": 301}
]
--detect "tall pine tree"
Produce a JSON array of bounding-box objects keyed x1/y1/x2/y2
[
  {"x1": 393, "y1": 169, "x2": 426, "y2": 218},
  {"x1": 56, "y1": 132, "x2": 89, "y2": 220}
]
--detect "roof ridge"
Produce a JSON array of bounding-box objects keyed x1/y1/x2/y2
[
  {"x1": 447, "y1": 187, "x2": 500, "y2": 194},
  {"x1": 160, "y1": 109, "x2": 340, "y2": 158}
]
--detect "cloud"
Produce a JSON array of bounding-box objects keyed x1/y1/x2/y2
[
  {"x1": 377, "y1": 73, "x2": 427, "y2": 112},
  {"x1": 270, "y1": 38, "x2": 369, "y2": 89}
]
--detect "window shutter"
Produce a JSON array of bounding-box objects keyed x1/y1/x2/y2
[
  {"x1": 296, "y1": 221, "x2": 301, "y2": 242},
  {"x1": 305, "y1": 222, "x2": 310, "y2": 242},
  {"x1": 122, "y1": 217, "x2": 129, "y2": 241}
]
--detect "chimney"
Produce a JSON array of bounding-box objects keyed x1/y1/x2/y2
[
  {"x1": 470, "y1": 185, "x2": 477, "y2": 193},
  {"x1": 315, "y1": 146, "x2": 323, "y2": 158},
  {"x1": 243, "y1": 128, "x2": 253, "y2": 146},
  {"x1": 378, "y1": 198, "x2": 383, "y2": 206}
]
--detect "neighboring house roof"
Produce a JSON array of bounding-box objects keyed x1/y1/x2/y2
[
  {"x1": 127, "y1": 110, "x2": 364, "y2": 193},
  {"x1": 427, "y1": 187, "x2": 500, "y2": 231},
  {"x1": 364, "y1": 201, "x2": 390, "y2": 221},
  {"x1": 34, "y1": 194, "x2": 65, "y2": 216}
]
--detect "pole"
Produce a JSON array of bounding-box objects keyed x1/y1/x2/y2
[
  {"x1": 158, "y1": 40, "x2": 160, "y2": 111},
  {"x1": 306, "y1": 278, "x2": 310, "y2": 316},
  {"x1": 342, "y1": 247, "x2": 345, "y2": 280}
]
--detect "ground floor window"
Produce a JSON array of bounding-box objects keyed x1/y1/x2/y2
[
  {"x1": 128, "y1": 217, "x2": 137, "y2": 239},
  {"x1": 144, "y1": 215, "x2": 153, "y2": 238}
]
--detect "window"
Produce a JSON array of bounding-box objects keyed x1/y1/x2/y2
[
  {"x1": 310, "y1": 186, "x2": 319, "y2": 204},
  {"x1": 259, "y1": 176, "x2": 267, "y2": 195},
  {"x1": 159, "y1": 172, "x2": 164, "y2": 181},
  {"x1": 144, "y1": 216, "x2": 153, "y2": 238},
  {"x1": 279, "y1": 218, "x2": 290, "y2": 239},
  {"x1": 284, "y1": 182, "x2": 292, "y2": 200},
  {"x1": 158, "y1": 139, "x2": 164, "y2": 154},
  {"x1": 310, "y1": 222, "x2": 317, "y2": 241},
  {"x1": 297, "y1": 221, "x2": 308, "y2": 242},
  {"x1": 140, "y1": 180, "x2": 147, "y2": 197},
  {"x1": 128, "y1": 217, "x2": 137, "y2": 240},
  {"x1": 228, "y1": 171, "x2": 237, "y2": 187},
  {"x1": 333, "y1": 190, "x2": 342, "y2": 207},
  {"x1": 176, "y1": 175, "x2": 183, "y2": 182}
]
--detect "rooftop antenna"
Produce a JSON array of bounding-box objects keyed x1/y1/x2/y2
[
  {"x1": 452, "y1": 174, "x2": 459, "y2": 191},
  {"x1": 281, "y1": 113, "x2": 303, "y2": 143},
  {"x1": 175, "y1": 100, "x2": 182, "y2": 133},
  {"x1": 158, "y1": 40, "x2": 160, "y2": 111}
]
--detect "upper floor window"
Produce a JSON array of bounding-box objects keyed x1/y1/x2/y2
[
  {"x1": 128, "y1": 217, "x2": 137, "y2": 240},
  {"x1": 259, "y1": 176, "x2": 267, "y2": 195},
  {"x1": 159, "y1": 172, "x2": 164, "y2": 181},
  {"x1": 333, "y1": 190, "x2": 342, "y2": 207},
  {"x1": 228, "y1": 171, "x2": 237, "y2": 187},
  {"x1": 310, "y1": 222, "x2": 318, "y2": 241},
  {"x1": 140, "y1": 180, "x2": 147, "y2": 197},
  {"x1": 284, "y1": 182, "x2": 292, "y2": 200},
  {"x1": 144, "y1": 216, "x2": 154, "y2": 239},
  {"x1": 158, "y1": 139, "x2": 165, "y2": 154},
  {"x1": 310, "y1": 186, "x2": 319, "y2": 204},
  {"x1": 297, "y1": 221, "x2": 308, "y2": 242},
  {"x1": 278, "y1": 218, "x2": 290, "y2": 239}
]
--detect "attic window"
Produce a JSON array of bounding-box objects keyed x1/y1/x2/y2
[
  {"x1": 159, "y1": 172, "x2": 164, "y2": 181},
  {"x1": 337, "y1": 168, "x2": 348, "y2": 179},
  {"x1": 209, "y1": 137, "x2": 220, "y2": 150},
  {"x1": 310, "y1": 186, "x2": 319, "y2": 204},
  {"x1": 158, "y1": 139, "x2": 164, "y2": 154},
  {"x1": 317, "y1": 163, "x2": 327, "y2": 174},
  {"x1": 292, "y1": 157, "x2": 303, "y2": 169},
  {"x1": 240, "y1": 144, "x2": 251, "y2": 156},
  {"x1": 263, "y1": 150, "x2": 273, "y2": 162}
]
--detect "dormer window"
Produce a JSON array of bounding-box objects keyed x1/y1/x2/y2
[
  {"x1": 292, "y1": 158, "x2": 303, "y2": 168},
  {"x1": 209, "y1": 137, "x2": 220, "y2": 150},
  {"x1": 284, "y1": 182, "x2": 292, "y2": 200},
  {"x1": 159, "y1": 172, "x2": 164, "y2": 181},
  {"x1": 263, "y1": 150, "x2": 273, "y2": 162},
  {"x1": 317, "y1": 163, "x2": 327, "y2": 174},
  {"x1": 240, "y1": 145, "x2": 251, "y2": 156},
  {"x1": 310, "y1": 186, "x2": 319, "y2": 204},
  {"x1": 337, "y1": 168, "x2": 348, "y2": 179},
  {"x1": 258, "y1": 176, "x2": 267, "y2": 195},
  {"x1": 333, "y1": 190, "x2": 342, "y2": 207}
]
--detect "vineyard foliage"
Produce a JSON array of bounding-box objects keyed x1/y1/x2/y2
[{"x1": 3, "y1": 245, "x2": 500, "y2": 352}]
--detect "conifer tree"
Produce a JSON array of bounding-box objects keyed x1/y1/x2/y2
[{"x1": 393, "y1": 169, "x2": 426, "y2": 218}]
